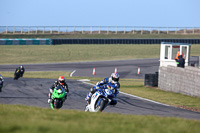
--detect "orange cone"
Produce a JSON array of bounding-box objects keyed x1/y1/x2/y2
[
  {"x1": 137, "y1": 67, "x2": 140, "y2": 75},
  {"x1": 115, "y1": 67, "x2": 117, "y2": 73},
  {"x1": 93, "y1": 68, "x2": 96, "y2": 75}
]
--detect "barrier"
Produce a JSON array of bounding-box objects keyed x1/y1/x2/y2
[
  {"x1": 0, "y1": 39, "x2": 52, "y2": 45},
  {"x1": 159, "y1": 66, "x2": 200, "y2": 98},
  {"x1": 144, "y1": 72, "x2": 159, "y2": 87},
  {"x1": 52, "y1": 39, "x2": 200, "y2": 44},
  {"x1": 1, "y1": 38, "x2": 200, "y2": 45}
]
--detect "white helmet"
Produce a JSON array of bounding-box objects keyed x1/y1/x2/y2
[
  {"x1": 0, "y1": 75, "x2": 4, "y2": 82},
  {"x1": 20, "y1": 65, "x2": 24, "y2": 69},
  {"x1": 110, "y1": 73, "x2": 120, "y2": 84}
]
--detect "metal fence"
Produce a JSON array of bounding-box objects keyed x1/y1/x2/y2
[{"x1": 0, "y1": 26, "x2": 200, "y2": 35}]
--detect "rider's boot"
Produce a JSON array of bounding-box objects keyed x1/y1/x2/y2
[
  {"x1": 85, "y1": 93, "x2": 92, "y2": 105},
  {"x1": 64, "y1": 94, "x2": 67, "y2": 102},
  {"x1": 48, "y1": 93, "x2": 52, "y2": 103}
]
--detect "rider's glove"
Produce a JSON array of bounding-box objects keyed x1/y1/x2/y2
[
  {"x1": 111, "y1": 87, "x2": 115, "y2": 90},
  {"x1": 96, "y1": 85, "x2": 100, "y2": 89},
  {"x1": 49, "y1": 88, "x2": 53, "y2": 93},
  {"x1": 96, "y1": 82, "x2": 100, "y2": 85}
]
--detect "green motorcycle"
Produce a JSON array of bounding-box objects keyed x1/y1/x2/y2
[{"x1": 50, "y1": 86, "x2": 66, "y2": 109}]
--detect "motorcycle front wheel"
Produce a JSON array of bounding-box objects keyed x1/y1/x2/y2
[{"x1": 96, "y1": 99, "x2": 106, "y2": 112}]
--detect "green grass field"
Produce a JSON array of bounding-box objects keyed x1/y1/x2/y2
[
  {"x1": 0, "y1": 104, "x2": 200, "y2": 133},
  {"x1": 1, "y1": 44, "x2": 160, "y2": 64},
  {"x1": 0, "y1": 44, "x2": 200, "y2": 64}
]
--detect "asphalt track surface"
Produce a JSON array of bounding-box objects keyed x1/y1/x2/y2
[
  {"x1": 0, "y1": 58, "x2": 160, "y2": 79},
  {"x1": 0, "y1": 77, "x2": 200, "y2": 120},
  {"x1": 0, "y1": 59, "x2": 200, "y2": 120}
]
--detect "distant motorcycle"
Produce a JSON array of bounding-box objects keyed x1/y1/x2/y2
[
  {"x1": 0, "y1": 80, "x2": 3, "y2": 92},
  {"x1": 85, "y1": 87, "x2": 115, "y2": 112},
  {"x1": 14, "y1": 69, "x2": 24, "y2": 80},
  {"x1": 50, "y1": 86, "x2": 66, "y2": 109}
]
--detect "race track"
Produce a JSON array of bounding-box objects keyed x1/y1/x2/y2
[
  {"x1": 0, "y1": 77, "x2": 200, "y2": 120},
  {"x1": 0, "y1": 58, "x2": 160, "y2": 79},
  {"x1": 0, "y1": 58, "x2": 200, "y2": 120}
]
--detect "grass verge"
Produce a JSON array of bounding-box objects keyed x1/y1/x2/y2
[
  {"x1": 0, "y1": 44, "x2": 200, "y2": 64},
  {"x1": 0, "y1": 71, "x2": 71, "y2": 79},
  {"x1": 1, "y1": 71, "x2": 200, "y2": 111},
  {"x1": 0, "y1": 104, "x2": 200, "y2": 133},
  {"x1": 0, "y1": 44, "x2": 160, "y2": 64}
]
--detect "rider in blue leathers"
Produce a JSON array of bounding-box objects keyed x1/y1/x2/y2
[{"x1": 85, "y1": 73, "x2": 120, "y2": 105}]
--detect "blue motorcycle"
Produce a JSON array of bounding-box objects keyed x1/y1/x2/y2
[{"x1": 85, "y1": 86, "x2": 115, "y2": 112}]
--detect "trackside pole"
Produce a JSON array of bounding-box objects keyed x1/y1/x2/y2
[{"x1": 93, "y1": 68, "x2": 96, "y2": 75}]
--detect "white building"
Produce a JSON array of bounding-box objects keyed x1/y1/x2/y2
[{"x1": 160, "y1": 42, "x2": 191, "y2": 67}]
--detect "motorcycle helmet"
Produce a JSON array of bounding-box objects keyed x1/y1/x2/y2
[
  {"x1": 0, "y1": 75, "x2": 3, "y2": 81},
  {"x1": 20, "y1": 65, "x2": 24, "y2": 69},
  {"x1": 58, "y1": 76, "x2": 65, "y2": 85},
  {"x1": 110, "y1": 73, "x2": 120, "y2": 84}
]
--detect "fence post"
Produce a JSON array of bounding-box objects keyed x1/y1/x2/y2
[
  {"x1": 132, "y1": 27, "x2": 134, "y2": 34},
  {"x1": 175, "y1": 27, "x2": 177, "y2": 34},
  {"x1": 50, "y1": 26, "x2": 52, "y2": 34},
  {"x1": 28, "y1": 26, "x2": 30, "y2": 34},
  {"x1": 73, "y1": 26, "x2": 76, "y2": 34},
  {"x1": 21, "y1": 26, "x2": 23, "y2": 34},
  {"x1": 124, "y1": 26, "x2": 126, "y2": 34},
  {"x1": 6, "y1": 26, "x2": 8, "y2": 34},
  {"x1": 193, "y1": 27, "x2": 195, "y2": 34},
  {"x1": 107, "y1": 26, "x2": 109, "y2": 34},
  {"x1": 58, "y1": 26, "x2": 60, "y2": 34},
  {"x1": 158, "y1": 27, "x2": 160, "y2": 34},
  {"x1": 184, "y1": 27, "x2": 186, "y2": 34},
  {"x1": 116, "y1": 26, "x2": 117, "y2": 34},
  {"x1": 167, "y1": 27, "x2": 169, "y2": 34},
  {"x1": 13, "y1": 26, "x2": 15, "y2": 34},
  {"x1": 90, "y1": 26, "x2": 92, "y2": 34},
  {"x1": 66, "y1": 26, "x2": 68, "y2": 34},
  {"x1": 82, "y1": 26, "x2": 84, "y2": 34},
  {"x1": 99, "y1": 26, "x2": 101, "y2": 34},
  {"x1": 36, "y1": 27, "x2": 38, "y2": 34},
  {"x1": 150, "y1": 27, "x2": 152, "y2": 34},
  {"x1": 141, "y1": 27, "x2": 143, "y2": 35},
  {"x1": 43, "y1": 27, "x2": 45, "y2": 34}
]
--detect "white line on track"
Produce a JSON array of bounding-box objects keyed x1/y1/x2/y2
[
  {"x1": 81, "y1": 81, "x2": 95, "y2": 86},
  {"x1": 70, "y1": 70, "x2": 76, "y2": 77},
  {"x1": 80, "y1": 80, "x2": 170, "y2": 107}
]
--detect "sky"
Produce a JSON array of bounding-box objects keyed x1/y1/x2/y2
[{"x1": 0, "y1": 0, "x2": 199, "y2": 27}]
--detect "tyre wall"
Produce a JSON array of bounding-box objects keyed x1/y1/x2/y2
[
  {"x1": 0, "y1": 39, "x2": 52, "y2": 45},
  {"x1": 52, "y1": 39, "x2": 200, "y2": 44},
  {"x1": 1, "y1": 39, "x2": 200, "y2": 45}
]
